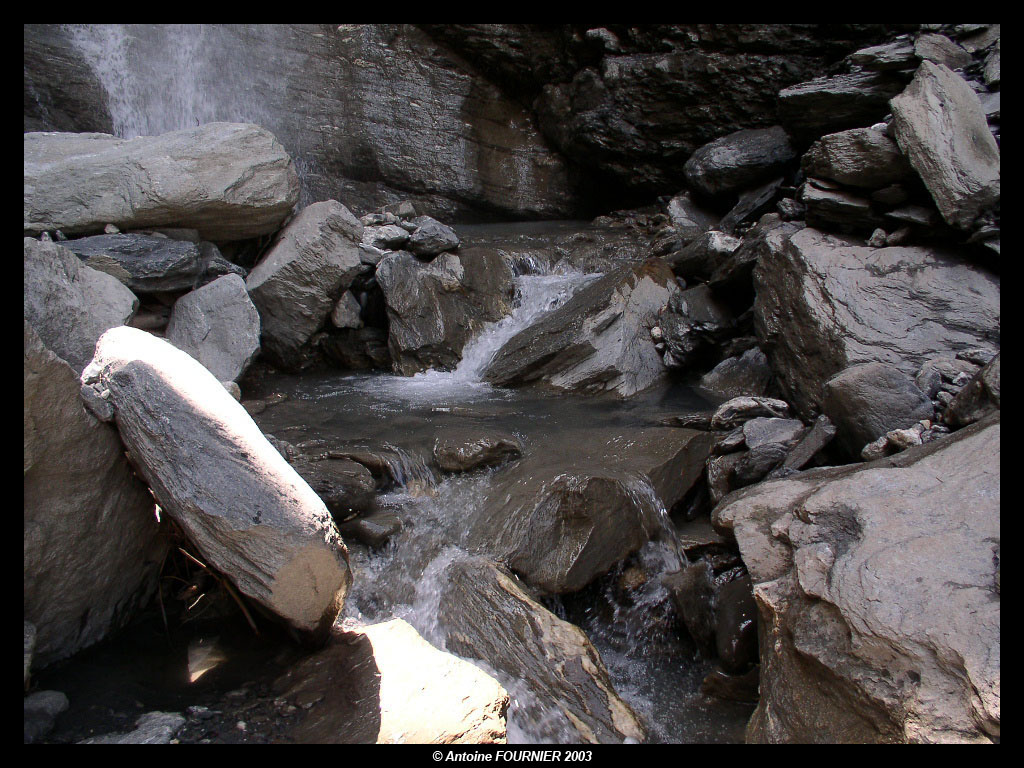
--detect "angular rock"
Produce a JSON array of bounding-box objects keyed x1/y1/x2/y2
[
  {"x1": 290, "y1": 457, "x2": 378, "y2": 516},
  {"x1": 800, "y1": 183, "x2": 884, "y2": 233},
  {"x1": 24, "y1": 323, "x2": 164, "y2": 667},
  {"x1": 440, "y1": 557, "x2": 645, "y2": 744},
  {"x1": 275, "y1": 618, "x2": 509, "y2": 743},
  {"x1": 779, "y1": 71, "x2": 907, "y2": 141},
  {"x1": 361, "y1": 224, "x2": 410, "y2": 251},
  {"x1": 80, "y1": 711, "x2": 186, "y2": 744},
  {"x1": 665, "y1": 231, "x2": 740, "y2": 280},
  {"x1": 166, "y1": 274, "x2": 261, "y2": 382},
  {"x1": 468, "y1": 427, "x2": 715, "y2": 593},
  {"x1": 945, "y1": 353, "x2": 1000, "y2": 427},
  {"x1": 801, "y1": 127, "x2": 912, "y2": 188},
  {"x1": 707, "y1": 213, "x2": 799, "y2": 296},
  {"x1": 715, "y1": 574, "x2": 758, "y2": 673},
  {"x1": 433, "y1": 430, "x2": 523, "y2": 473},
  {"x1": 823, "y1": 362, "x2": 934, "y2": 457},
  {"x1": 742, "y1": 418, "x2": 805, "y2": 451},
  {"x1": 407, "y1": 215, "x2": 460, "y2": 257},
  {"x1": 484, "y1": 260, "x2": 676, "y2": 397},
  {"x1": 718, "y1": 177, "x2": 784, "y2": 234},
  {"x1": 666, "y1": 191, "x2": 719, "y2": 243},
  {"x1": 62, "y1": 234, "x2": 204, "y2": 294},
  {"x1": 246, "y1": 201, "x2": 366, "y2": 370},
  {"x1": 700, "y1": 666, "x2": 760, "y2": 703},
  {"x1": 683, "y1": 126, "x2": 796, "y2": 198},
  {"x1": 711, "y1": 397, "x2": 791, "y2": 430},
  {"x1": 80, "y1": 327, "x2": 351, "y2": 640},
  {"x1": 338, "y1": 512, "x2": 402, "y2": 548},
  {"x1": 890, "y1": 61, "x2": 1000, "y2": 228},
  {"x1": 24, "y1": 237, "x2": 138, "y2": 374},
  {"x1": 754, "y1": 227, "x2": 1000, "y2": 419},
  {"x1": 659, "y1": 285, "x2": 734, "y2": 369},
  {"x1": 196, "y1": 241, "x2": 247, "y2": 285},
  {"x1": 377, "y1": 247, "x2": 514, "y2": 375},
  {"x1": 699, "y1": 348, "x2": 773, "y2": 400},
  {"x1": 772, "y1": 414, "x2": 837, "y2": 475},
  {"x1": 713, "y1": 415, "x2": 1000, "y2": 743},
  {"x1": 663, "y1": 559, "x2": 717, "y2": 656},
  {"x1": 24, "y1": 123, "x2": 299, "y2": 241},
  {"x1": 329, "y1": 292, "x2": 365, "y2": 330},
  {"x1": 914, "y1": 33, "x2": 972, "y2": 70},
  {"x1": 847, "y1": 38, "x2": 916, "y2": 71}
]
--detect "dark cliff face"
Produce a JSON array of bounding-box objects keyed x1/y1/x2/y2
[{"x1": 24, "y1": 24, "x2": 899, "y2": 221}]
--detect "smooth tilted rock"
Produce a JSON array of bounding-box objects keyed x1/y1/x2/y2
[
  {"x1": 407, "y1": 215, "x2": 460, "y2": 257},
  {"x1": 914, "y1": 33, "x2": 972, "y2": 70},
  {"x1": 890, "y1": 61, "x2": 1000, "y2": 229},
  {"x1": 754, "y1": 227, "x2": 1000, "y2": 419},
  {"x1": 483, "y1": 259, "x2": 677, "y2": 397},
  {"x1": 80, "y1": 711, "x2": 187, "y2": 744},
  {"x1": 246, "y1": 201, "x2": 366, "y2": 370},
  {"x1": 440, "y1": 557, "x2": 645, "y2": 744},
  {"x1": 80, "y1": 327, "x2": 352, "y2": 641},
  {"x1": 166, "y1": 274, "x2": 261, "y2": 382},
  {"x1": 469, "y1": 427, "x2": 715, "y2": 593},
  {"x1": 377, "y1": 247, "x2": 514, "y2": 375},
  {"x1": 801, "y1": 127, "x2": 912, "y2": 188},
  {"x1": 24, "y1": 322, "x2": 164, "y2": 667},
  {"x1": 713, "y1": 415, "x2": 1000, "y2": 743},
  {"x1": 275, "y1": 618, "x2": 509, "y2": 744},
  {"x1": 24, "y1": 123, "x2": 299, "y2": 241},
  {"x1": 683, "y1": 126, "x2": 796, "y2": 198},
  {"x1": 823, "y1": 362, "x2": 934, "y2": 457},
  {"x1": 62, "y1": 234, "x2": 204, "y2": 294},
  {"x1": 742, "y1": 418, "x2": 805, "y2": 451},
  {"x1": 433, "y1": 429, "x2": 523, "y2": 472},
  {"x1": 699, "y1": 348, "x2": 773, "y2": 400},
  {"x1": 24, "y1": 237, "x2": 138, "y2": 374}
]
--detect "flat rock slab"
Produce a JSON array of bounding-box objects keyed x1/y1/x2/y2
[
  {"x1": 713, "y1": 415, "x2": 1000, "y2": 743},
  {"x1": 24, "y1": 237, "x2": 138, "y2": 374},
  {"x1": 246, "y1": 200, "x2": 366, "y2": 370},
  {"x1": 24, "y1": 123, "x2": 299, "y2": 241},
  {"x1": 440, "y1": 557, "x2": 645, "y2": 744},
  {"x1": 80, "y1": 326, "x2": 351, "y2": 640},
  {"x1": 275, "y1": 618, "x2": 509, "y2": 743},
  {"x1": 166, "y1": 274, "x2": 261, "y2": 382},
  {"x1": 80, "y1": 712, "x2": 186, "y2": 744},
  {"x1": 469, "y1": 427, "x2": 715, "y2": 593},
  {"x1": 63, "y1": 234, "x2": 204, "y2": 294},
  {"x1": 24, "y1": 322, "x2": 164, "y2": 667},
  {"x1": 483, "y1": 259, "x2": 677, "y2": 398},
  {"x1": 754, "y1": 227, "x2": 1000, "y2": 419},
  {"x1": 890, "y1": 61, "x2": 1000, "y2": 228}
]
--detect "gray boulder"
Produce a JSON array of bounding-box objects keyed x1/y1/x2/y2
[
  {"x1": 80, "y1": 327, "x2": 352, "y2": 640},
  {"x1": 440, "y1": 557, "x2": 645, "y2": 744},
  {"x1": 468, "y1": 427, "x2": 715, "y2": 593},
  {"x1": 433, "y1": 430, "x2": 523, "y2": 473},
  {"x1": 665, "y1": 230, "x2": 741, "y2": 280},
  {"x1": 659, "y1": 285, "x2": 734, "y2": 370},
  {"x1": 713, "y1": 415, "x2": 1000, "y2": 743},
  {"x1": 754, "y1": 227, "x2": 1000, "y2": 419},
  {"x1": 166, "y1": 274, "x2": 261, "y2": 382},
  {"x1": 330, "y1": 291, "x2": 364, "y2": 329},
  {"x1": 377, "y1": 247, "x2": 515, "y2": 375},
  {"x1": 823, "y1": 362, "x2": 934, "y2": 457},
  {"x1": 62, "y1": 234, "x2": 204, "y2": 294},
  {"x1": 24, "y1": 237, "x2": 138, "y2": 374},
  {"x1": 945, "y1": 353, "x2": 1000, "y2": 427},
  {"x1": 361, "y1": 224, "x2": 410, "y2": 251},
  {"x1": 24, "y1": 323, "x2": 164, "y2": 667},
  {"x1": 407, "y1": 215, "x2": 460, "y2": 257},
  {"x1": 890, "y1": 62, "x2": 1000, "y2": 229},
  {"x1": 24, "y1": 123, "x2": 299, "y2": 241},
  {"x1": 274, "y1": 618, "x2": 509, "y2": 744},
  {"x1": 779, "y1": 70, "x2": 906, "y2": 141},
  {"x1": 711, "y1": 396, "x2": 792, "y2": 430},
  {"x1": 800, "y1": 182, "x2": 884, "y2": 233},
  {"x1": 699, "y1": 348, "x2": 773, "y2": 400},
  {"x1": 666, "y1": 191, "x2": 720, "y2": 243},
  {"x1": 801, "y1": 127, "x2": 912, "y2": 188},
  {"x1": 914, "y1": 33, "x2": 972, "y2": 69},
  {"x1": 483, "y1": 260, "x2": 677, "y2": 397},
  {"x1": 246, "y1": 201, "x2": 366, "y2": 370},
  {"x1": 24, "y1": 690, "x2": 69, "y2": 744},
  {"x1": 683, "y1": 126, "x2": 796, "y2": 198}
]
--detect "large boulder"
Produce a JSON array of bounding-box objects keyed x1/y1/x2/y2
[
  {"x1": 778, "y1": 70, "x2": 907, "y2": 141},
  {"x1": 683, "y1": 126, "x2": 796, "y2": 198},
  {"x1": 80, "y1": 327, "x2": 351, "y2": 641},
  {"x1": 468, "y1": 427, "x2": 715, "y2": 593},
  {"x1": 754, "y1": 227, "x2": 1000, "y2": 419},
  {"x1": 62, "y1": 234, "x2": 204, "y2": 294},
  {"x1": 275, "y1": 618, "x2": 509, "y2": 743},
  {"x1": 699, "y1": 347, "x2": 773, "y2": 400},
  {"x1": 246, "y1": 201, "x2": 366, "y2": 370},
  {"x1": 440, "y1": 557, "x2": 645, "y2": 744},
  {"x1": 24, "y1": 322, "x2": 165, "y2": 667},
  {"x1": 376, "y1": 247, "x2": 515, "y2": 375},
  {"x1": 800, "y1": 127, "x2": 912, "y2": 189},
  {"x1": 166, "y1": 274, "x2": 261, "y2": 382},
  {"x1": 944, "y1": 352, "x2": 1000, "y2": 427},
  {"x1": 24, "y1": 123, "x2": 299, "y2": 241},
  {"x1": 890, "y1": 61, "x2": 1000, "y2": 229},
  {"x1": 23, "y1": 237, "x2": 138, "y2": 374},
  {"x1": 483, "y1": 259, "x2": 676, "y2": 397},
  {"x1": 822, "y1": 362, "x2": 934, "y2": 456},
  {"x1": 713, "y1": 415, "x2": 1000, "y2": 743}
]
